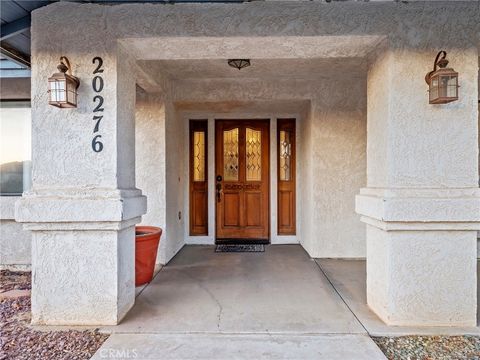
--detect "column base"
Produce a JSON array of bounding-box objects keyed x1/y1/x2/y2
[
  {"x1": 16, "y1": 189, "x2": 147, "y2": 325},
  {"x1": 31, "y1": 225, "x2": 136, "y2": 325},
  {"x1": 366, "y1": 224, "x2": 477, "y2": 326},
  {"x1": 357, "y1": 187, "x2": 480, "y2": 327}
]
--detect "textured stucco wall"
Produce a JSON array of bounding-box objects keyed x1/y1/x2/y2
[
  {"x1": 0, "y1": 219, "x2": 31, "y2": 269},
  {"x1": 135, "y1": 89, "x2": 168, "y2": 263},
  {"x1": 135, "y1": 86, "x2": 187, "y2": 266},
  {"x1": 17, "y1": 20, "x2": 146, "y2": 323},
  {"x1": 366, "y1": 224, "x2": 477, "y2": 326},
  {"x1": 356, "y1": 46, "x2": 480, "y2": 325},
  {"x1": 365, "y1": 49, "x2": 391, "y2": 188},
  {"x1": 165, "y1": 75, "x2": 367, "y2": 257},
  {"x1": 300, "y1": 102, "x2": 314, "y2": 256},
  {"x1": 365, "y1": 46, "x2": 479, "y2": 189},
  {"x1": 163, "y1": 98, "x2": 187, "y2": 263},
  {"x1": 30, "y1": 2, "x2": 480, "y2": 58},
  {"x1": 381, "y1": 50, "x2": 478, "y2": 188},
  {"x1": 8, "y1": 1, "x2": 480, "y2": 268},
  {"x1": 135, "y1": 69, "x2": 366, "y2": 258},
  {"x1": 30, "y1": 226, "x2": 135, "y2": 325},
  {"x1": 305, "y1": 98, "x2": 366, "y2": 258},
  {"x1": 286, "y1": 77, "x2": 367, "y2": 258},
  {"x1": 15, "y1": 0, "x2": 480, "y2": 325},
  {"x1": 1, "y1": 197, "x2": 31, "y2": 269}
]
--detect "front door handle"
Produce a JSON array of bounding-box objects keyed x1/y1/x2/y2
[{"x1": 216, "y1": 183, "x2": 222, "y2": 202}]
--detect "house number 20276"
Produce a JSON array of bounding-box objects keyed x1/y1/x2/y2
[{"x1": 91, "y1": 57, "x2": 104, "y2": 152}]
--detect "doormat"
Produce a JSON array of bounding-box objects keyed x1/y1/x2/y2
[{"x1": 215, "y1": 244, "x2": 265, "y2": 253}]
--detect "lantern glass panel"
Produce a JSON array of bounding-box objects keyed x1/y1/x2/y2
[
  {"x1": 66, "y1": 78, "x2": 77, "y2": 106},
  {"x1": 429, "y1": 77, "x2": 439, "y2": 102},
  {"x1": 429, "y1": 72, "x2": 458, "y2": 103},
  {"x1": 442, "y1": 75, "x2": 458, "y2": 98},
  {"x1": 50, "y1": 79, "x2": 66, "y2": 102}
]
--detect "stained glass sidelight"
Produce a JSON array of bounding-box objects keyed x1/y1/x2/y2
[
  {"x1": 193, "y1": 131, "x2": 205, "y2": 181},
  {"x1": 279, "y1": 130, "x2": 291, "y2": 181},
  {"x1": 246, "y1": 128, "x2": 262, "y2": 181},
  {"x1": 224, "y1": 128, "x2": 239, "y2": 181}
]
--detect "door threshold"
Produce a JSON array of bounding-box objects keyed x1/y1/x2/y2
[{"x1": 215, "y1": 238, "x2": 270, "y2": 245}]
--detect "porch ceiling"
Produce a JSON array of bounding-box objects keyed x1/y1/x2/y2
[
  {"x1": 122, "y1": 36, "x2": 385, "y2": 61},
  {"x1": 136, "y1": 55, "x2": 367, "y2": 102},
  {"x1": 140, "y1": 57, "x2": 366, "y2": 81}
]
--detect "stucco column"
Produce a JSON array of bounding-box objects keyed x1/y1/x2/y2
[
  {"x1": 356, "y1": 48, "x2": 480, "y2": 326},
  {"x1": 15, "y1": 42, "x2": 146, "y2": 325}
]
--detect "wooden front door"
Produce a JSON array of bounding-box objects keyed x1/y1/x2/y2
[{"x1": 215, "y1": 120, "x2": 269, "y2": 242}]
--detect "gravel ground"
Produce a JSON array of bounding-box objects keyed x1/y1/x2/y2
[
  {"x1": 373, "y1": 335, "x2": 480, "y2": 360},
  {"x1": 0, "y1": 270, "x2": 30, "y2": 292},
  {"x1": 0, "y1": 270, "x2": 109, "y2": 360}
]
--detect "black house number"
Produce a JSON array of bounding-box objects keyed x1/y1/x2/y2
[{"x1": 91, "y1": 57, "x2": 104, "y2": 152}]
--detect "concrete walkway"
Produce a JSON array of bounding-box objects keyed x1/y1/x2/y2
[
  {"x1": 94, "y1": 245, "x2": 386, "y2": 359},
  {"x1": 317, "y1": 259, "x2": 480, "y2": 336}
]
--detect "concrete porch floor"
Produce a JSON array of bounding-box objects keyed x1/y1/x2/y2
[
  {"x1": 318, "y1": 259, "x2": 480, "y2": 337},
  {"x1": 93, "y1": 245, "x2": 479, "y2": 359}
]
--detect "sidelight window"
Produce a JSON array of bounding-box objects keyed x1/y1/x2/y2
[
  {"x1": 193, "y1": 131, "x2": 206, "y2": 182},
  {"x1": 189, "y1": 120, "x2": 208, "y2": 236},
  {"x1": 277, "y1": 119, "x2": 296, "y2": 235},
  {"x1": 279, "y1": 130, "x2": 292, "y2": 181}
]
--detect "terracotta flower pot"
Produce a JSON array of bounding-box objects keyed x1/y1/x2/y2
[{"x1": 135, "y1": 226, "x2": 162, "y2": 286}]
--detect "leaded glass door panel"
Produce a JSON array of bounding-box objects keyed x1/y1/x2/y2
[{"x1": 215, "y1": 120, "x2": 270, "y2": 241}]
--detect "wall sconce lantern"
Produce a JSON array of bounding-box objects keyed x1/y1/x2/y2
[
  {"x1": 425, "y1": 51, "x2": 459, "y2": 104},
  {"x1": 228, "y1": 59, "x2": 251, "y2": 70},
  {"x1": 48, "y1": 56, "x2": 80, "y2": 108}
]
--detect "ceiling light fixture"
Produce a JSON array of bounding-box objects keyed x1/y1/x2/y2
[{"x1": 228, "y1": 59, "x2": 251, "y2": 70}]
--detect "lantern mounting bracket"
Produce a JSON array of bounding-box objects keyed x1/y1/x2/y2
[
  {"x1": 58, "y1": 56, "x2": 80, "y2": 89},
  {"x1": 425, "y1": 50, "x2": 448, "y2": 85}
]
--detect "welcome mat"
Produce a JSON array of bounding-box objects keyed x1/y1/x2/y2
[{"x1": 215, "y1": 244, "x2": 265, "y2": 253}]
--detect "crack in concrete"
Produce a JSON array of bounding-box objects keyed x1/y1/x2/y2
[
  {"x1": 178, "y1": 269, "x2": 223, "y2": 331},
  {"x1": 198, "y1": 281, "x2": 223, "y2": 331}
]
